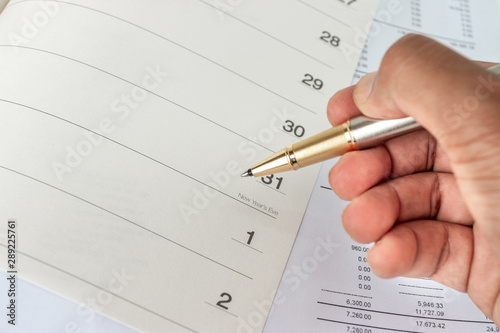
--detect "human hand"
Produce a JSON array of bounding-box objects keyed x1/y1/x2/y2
[{"x1": 327, "y1": 34, "x2": 500, "y2": 324}]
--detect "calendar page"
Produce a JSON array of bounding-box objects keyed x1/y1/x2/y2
[{"x1": 0, "y1": 1, "x2": 379, "y2": 332}]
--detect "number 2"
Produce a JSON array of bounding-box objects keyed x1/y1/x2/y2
[{"x1": 216, "y1": 292, "x2": 232, "y2": 310}]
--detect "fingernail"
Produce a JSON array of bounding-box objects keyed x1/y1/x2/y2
[{"x1": 354, "y1": 72, "x2": 377, "y2": 104}]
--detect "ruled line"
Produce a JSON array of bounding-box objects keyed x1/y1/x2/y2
[
  {"x1": 317, "y1": 317, "x2": 424, "y2": 333},
  {"x1": 373, "y1": 19, "x2": 476, "y2": 45},
  {"x1": 8, "y1": 0, "x2": 318, "y2": 115},
  {"x1": 317, "y1": 301, "x2": 495, "y2": 324},
  {"x1": 399, "y1": 292, "x2": 444, "y2": 299},
  {"x1": 399, "y1": 283, "x2": 444, "y2": 291},
  {"x1": 0, "y1": 243, "x2": 200, "y2": 333},
  {"x1": 198, "y1": 0, "x2": 336, "y2": 70},
  {"x1": 0, "y1": 98, "x2": 276, "y2": 221},
  {"x1": 321, "y1": 288, "x2": 372, "y2": 299},
  {"x1": 254, "y1": 179, "x2": 286, "y2": 195},
  {"x1": 296, "y1": 0, "x2": 350, "y2": 27},
  {"x1": 0, "y1": 44, "x2": 273, "y2": 155},
  {"x1": 204, "y1": 302, "x2": 239, "y2": 318},
  {"x1": 231, "y1": 238, "x2": 263, "y2": 254},
  {"x1": 355, "y1": 69, "x2": 369, "y2": 75},
  {"x1": 0, "y1": 165, "x2": 253, "y2": 280}
]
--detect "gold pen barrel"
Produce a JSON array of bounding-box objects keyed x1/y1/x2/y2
[
  {"x1": 290, "y1": 121, "x2": 356, "y2": 169},
  {"x1": 248, "y1": 117, "x2": 421, "y2": 177},
  {"x1": 249, "y1": 122, "x2": 354, "y2": 177}
]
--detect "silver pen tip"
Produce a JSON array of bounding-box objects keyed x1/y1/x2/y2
[{"x1": 240, "y1": 169, "x2": 253, "y2": 178}]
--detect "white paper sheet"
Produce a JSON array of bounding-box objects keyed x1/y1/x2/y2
[{"x1": 265, "y1": 0, "x2": 500, "y2": 332}]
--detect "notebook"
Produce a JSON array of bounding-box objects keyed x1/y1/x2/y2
[{"x1": 0, "y1": 1, "x2": 379, "y2": 332}]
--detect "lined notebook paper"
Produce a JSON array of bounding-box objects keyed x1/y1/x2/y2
[{"x1": 0, "y1": 1, "x2": 379, "y2": 332}]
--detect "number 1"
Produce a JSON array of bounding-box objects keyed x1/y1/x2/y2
[{"x1": 246, "y1": 231, "x2": 255, "y2": 245}]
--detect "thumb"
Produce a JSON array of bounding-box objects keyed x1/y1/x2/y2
[
  {"x1": 353, "y1": 34, "x2": 500, "y2": 152},
  {"x1": 353, "y1": 33, "x2": 500, "y2": 248}
]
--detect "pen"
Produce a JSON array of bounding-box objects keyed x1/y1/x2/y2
[
  {"x1": 241, "y1": 116, "x2": 420, "y2": 177},
  {"x1": 242, "y1": 64, "x2": 500, "y2": 178}
]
